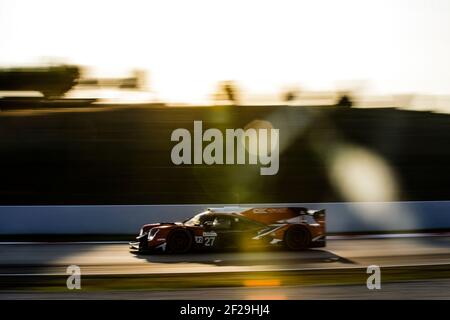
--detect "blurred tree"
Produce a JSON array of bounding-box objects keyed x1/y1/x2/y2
[
  {"x1": 336, "y1": 93, "x2": 353, "y2": 108},
  {"x1": 284, "y1": 91, "x2": 296, "y2": 102},
  {"x1": 213, "y1": 81, "x2": 240, "y2": 105},
  {"x1": 282, "y1": 87, "x2": 301, "y2": 104},
  {"x1": 0, "y1": 64, "x2": 80, "y2": 99}
]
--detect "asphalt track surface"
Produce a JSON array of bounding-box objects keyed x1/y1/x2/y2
[
  {"x1": 0, "y1": 236, "x2": 449, "y2": 299},
  {"x1": 0, "y1": 237, "x2": 449, "y2": 275}
]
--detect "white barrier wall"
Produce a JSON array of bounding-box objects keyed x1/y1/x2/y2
[{"x1": 0, "y1": 201, "x2": 449, "y2": 235}]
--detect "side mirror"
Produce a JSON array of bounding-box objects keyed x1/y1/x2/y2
[{"x1": 203, "y1": 220, "x2": 213, "y2": 231}]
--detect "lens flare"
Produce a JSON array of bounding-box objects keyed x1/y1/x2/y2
[{"x1": 329, "y1": 144, "x2": 399, "y2": 202}]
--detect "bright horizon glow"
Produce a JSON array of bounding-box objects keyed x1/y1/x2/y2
[{"x1": 1, "y1": 0, "x2": 450, "y2": 104}]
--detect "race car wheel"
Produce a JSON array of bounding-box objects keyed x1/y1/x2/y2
[
  {"x1": 166, "y1": 229, "x2": 193, "y2": 254},
  {"x1": 284, "y1": 226, "x2": 310, "y2": 251}
]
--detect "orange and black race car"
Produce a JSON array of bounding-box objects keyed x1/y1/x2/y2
[{"x1": 130, "y1": 207, "x2": 325, "y2": 253}]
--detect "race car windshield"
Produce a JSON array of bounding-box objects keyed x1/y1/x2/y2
[{"x1": 183, "y1": 211, "x2": 211, "y2": 226}]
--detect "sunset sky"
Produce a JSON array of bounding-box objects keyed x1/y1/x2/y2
[{"x1": 1, "y1": 0, "x2": 450, "y2": 103}]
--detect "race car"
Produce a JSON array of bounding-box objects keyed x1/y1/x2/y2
[{"x1": 130, "y1": 206, "x2": 326, "y2": 253}]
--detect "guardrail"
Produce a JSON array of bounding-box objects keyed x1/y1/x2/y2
[{"x1": 1, "y1": 201, "x2": 449, "y2": 235}]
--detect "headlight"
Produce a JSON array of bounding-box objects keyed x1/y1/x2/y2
[
  {"x1": 148, "y1": 228, "x2": 160, "y2": 240},
  {"x1": 139, "y1": 228, "x2": 144, "y2": 236}
]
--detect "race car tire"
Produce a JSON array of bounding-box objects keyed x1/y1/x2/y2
[
  {"x1": 284, "y1": 225, "x2": 311, "y2": 250},
  {"x1": 166, "y1": 229, "x2": 193, "y2": 253}
]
